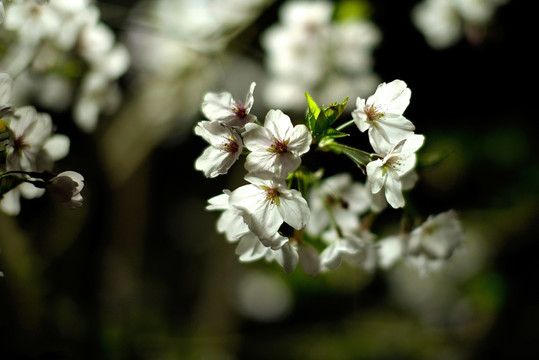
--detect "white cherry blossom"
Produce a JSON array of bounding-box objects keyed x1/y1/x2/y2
[
  {"x1": 243, "y1": 109, "x2": 311, "y2": 178},
  {"x1": 352, "y1": 80, "x2": 415, "y2": 150},
  {"x1": 229, "y1": 171, "x2": 310, "y2": 241},
  {"x1": 366, "y1": 134, "x2": 425, "y2": 208},
  {"x1": 406, "y1": 210, "x2": 463, "y2": 262},
  {"x1": 6, "y1": 106, "x2": 68, "y2": 171},
  {"x1": 207, "y1": 189, "x2": 288, "y2": 250},
  {"x1": 4, "y1": 1, "x2": 62, "y2": 44},
  {"x1": 201, "y1": 82, "x2": 257, "y2": 128},
  {"x1": 194, "y1": 121, "x2": 243, "y2": 178}
]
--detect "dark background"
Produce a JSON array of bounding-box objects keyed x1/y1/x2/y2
[{"x1": 1, "y1": 0, "x2": 538, "y2": 359}]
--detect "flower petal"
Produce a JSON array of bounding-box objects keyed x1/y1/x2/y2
[{"x1": 277, "y1": 189, "x2": 310, "y2": 230}]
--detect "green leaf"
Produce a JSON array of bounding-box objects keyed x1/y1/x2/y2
[
  {"x1": 305, "y1": 93, "x2": 350, "y2": 143},
  {"x1": 321, "y1": 97, "x2": 348, "y2": 127},
  {"x1": 320, "y1": 128, "x2": 349, "y2": 141},
  {"x1": 305, "y1": 92, "x2": 320, "y2": 133},
  {"x1": 320, "y1": 139, "x2": 373, "y2": 168}
]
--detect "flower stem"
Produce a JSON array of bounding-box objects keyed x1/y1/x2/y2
[{"x1": 335, "y1": 119, "x2": 356, "y2": 131}]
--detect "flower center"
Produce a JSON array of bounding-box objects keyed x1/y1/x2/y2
[
  {"x1": 223, "y1": 139, "x2": 239, "y2": 153},
  {"x1": 13, "y1": 136, "x2": 29, "y2": 152},
  {"x1": 325, "y1": 195, "x2": 349, "y2": 209},
  {"x1": 269, "y1": 139, "x2": 289, "y2": 155},
  {"x1": 233, "y1": 101, "x2": 247, "y2": 119},
  {"x1": 364, "y1": 104, "x2": 384, "y2": 124},
  {"x1": 262, "y1": 186, "x2": 280, "y2": 205},
  {"x1": 383, "y1": 155, "x2": 401, "y2": 172}
]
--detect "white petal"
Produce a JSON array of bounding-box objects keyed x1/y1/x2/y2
[
  {"x1": 376, "y1": 80, "x2": 411, "y2": 115},
  {"x1": 400, "y1": 133, "x2": 425, "y2": 154},
  {"x1": 260, "y1": 232, "x2": 289, "y2": 250},
  {"x1": 1, "y1": 189, "x2": 21, "y2": 215},
  {"x1": 242, "y1": 123, "x2": 273, "y2": 151},
  {"x1": 236, "y1": 234, "x2": 270, "y2": 262},
  {"x1": 377, "y1": 235, "x2": 404, "y2": 269},
  {"x1": 366, "y1": 160, "x2": 385, "y2": 194},
  {"x1": 274, "y1": 242, "x2": 299, "y2": 274},
  {"x1": 264, "y1": 109, "x2": 293, "y2": 141},
  {"x1": 287, "y1": 124, "x2": 312, "y2": 156},
  {"x1": 201, "y1": 91, "x2": 234, "y2": 121},
  {"x1": 384, "y1": 172, "x2": 404, "y2": 208},
  {"x1": 43, "y1": 134, "x2": 70, "y2": 161},
  {"x1": 244, "y1": 82, "x2": 256, "y2": 112},
  {"x1": 195, "y1": 146, "x2": 234, "y2": 178},
  {"x1": 278, "y1": 189, "x2": 310, "y2": 230},
  {"x1": 273, "y1": 153, "x2": 301, "y2": 177},
  {"x1": 206, "y1": 192, "x2": 230, "y2": 211},
  {"x1": 298, "y1": 243, "x2": 320, "y2": 276},
  {"x1": 244, "y1": 151, "x2": 277, "y2": 174}
]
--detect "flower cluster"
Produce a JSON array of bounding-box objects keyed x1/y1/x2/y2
[
  {"x1": 261, "y1": 0, "x2": 381, "y2": 110},
  {"x1": 1, "y1": 72, "x2": 84, "y2": 215},
  {"x1": 194, "y1": 81, "x2": 463, "y2": 274},
  {"x1": 0, "y1": 0, "x2": 129, "y2": 132}
]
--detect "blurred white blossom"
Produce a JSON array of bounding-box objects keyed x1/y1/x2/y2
[
  {"x1": 262, "y1": 0, "x2": 381, "y2": 110},
  {"x1": 412, "y1": 0, "x2": 508, "y2": 48}
]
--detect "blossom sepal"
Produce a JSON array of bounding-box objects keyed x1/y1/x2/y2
[{"x1": 305, "y1": 92, "x2": 349, "y2": 143}]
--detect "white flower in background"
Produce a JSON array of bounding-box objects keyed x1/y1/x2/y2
[
  {"x1": 4, "y1": 0, "x2": 62, "y2": 44},
  {"x1": 194, "y1": 121, "x2": 244, "y2": 178},
  {"x1": 352, "y1": 80, "x2": 415, "y2": 150},
  {"x1": 306, "y1": 173, "x2": 370, "y2": 236},
  {"x1": 319, "y1": 228, "x2": 375, "y2": 271},
  {"x1": 411, "y1": 0, "x2": 461, "y2": 49},
  {"x1": 406, "y1": 210, "x2": 464, "y2": 262},
  {"x1": 377, "y1": 235, "x2": 405, "y2": 269},
  {"x1": 202, "y1": 82, "x2": 257, "y2": 129},
  {"x1": 330, "y1": 21, "x2": 381, "y2": 75},
  {"x1": 5, "y1": 106, "x2": 69, "y2": 171},
  {"x1": 377, "y1": 210, "x2": 464, "y2": 274},
  {"x1": 243, "y1": 109, "x2": 311, "y2": 178},
  {"x1": 366, "y1": 134, "x2": 425, "y2": 208},
  {"x1": 412, "y1": 0, "x2": 508, "y2": 48},
  {"x1": 1, "y1": 0, "x2": 129, "y2": 132},
  {"x1": 261, "y1": 0, "x2": 381, "y2": 110},
  {"x1": 262, "y1": 1, "x2": 332, "y2": 88},
  {"x1": 73, "y1": 73, "x2": 123, "y2": 132},
  {"x1": 229, "y1": 171, "x2": 310, "y2": 241},
  {"x1": 46, "y1": 171, "x2": 84, "y2": 208}
]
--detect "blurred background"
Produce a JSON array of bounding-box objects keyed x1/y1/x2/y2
[{"x1": 1, "y1": 0, "x2": 538, "y2": 359}]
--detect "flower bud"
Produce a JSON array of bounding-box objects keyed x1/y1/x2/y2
[{"x1": 46, "y1": 171, "x2": 84, "y2": 208}]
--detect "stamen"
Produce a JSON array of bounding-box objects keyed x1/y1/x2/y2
[
  {"x1": 233, "y1": 101, "x2": 247, "y2": 119},
  {"x1": 262, "y1": 186, "x2": 280, "y2": 205},
  {"x1": 223, "y1": 139, "x2": 239, "y2": 153},
  {"x1": 269, "y1": 139, "x2": 289, "y2": 155},
  {"x1": 364, "y1": 104, "x2": 384, "y2": 124}
]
